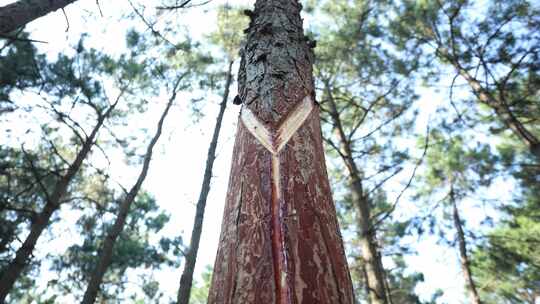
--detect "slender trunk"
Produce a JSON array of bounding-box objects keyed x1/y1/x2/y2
[
  {"x1": 208, "y1": 1, "x2": 354, "y2": 303},
  {"x1": 450, "y1": 185, "x2": 482, "y2": 304},
  {"x1": 81, "y1": 80, "x2": 180, "y2": 304},
  {"x1": 324, "y1": 81, "x2": 388, "y2": 304},
  {"x1": 176, "y1": 61, "x2": 233, "y2": 304},
  {"x1": 0, "y1": 99, "x2": 120, "y2": 302},
  {"x1": 0, "y1": 0, "x2": 78, "y2": 34},
  {"x1": 361, "y1": 264, "x2": 372, "y2": 304},
  {"x1": 457, "y1": 69, "x2": 540, "y2": 160}
]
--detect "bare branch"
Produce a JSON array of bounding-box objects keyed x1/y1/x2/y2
[
  {"x1": 61, "y1": 8, "x2": 69, "y2": 32},
  {"x1": 371, "y1": 121, "x2": 430, "y2": 228}
]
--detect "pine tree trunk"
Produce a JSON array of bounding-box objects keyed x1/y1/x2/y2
[
  {"x1": 81, "y1": 80, "x2": 179, "y2": 304},
  {"x1": 0, "y1": 99, "x2": 120, "y2": 303},
  {"x1": 207, "y1": 1, "x2": 354, "y2": 303},
  {"x1": 0, "y1": 0, "x2": 78, "y2": 34},
  {"x1": 324, "y1": 81, "x2": 389, "y2": 304},
  {"x1": 176, "y1": 61, "x2": 233, "y2": 304},
  {"x1": 450, "y1": 186, "x2": 482, "y2": 304}
]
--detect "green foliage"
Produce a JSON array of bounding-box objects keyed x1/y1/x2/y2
[
  {"x1": 392, "y1": 0, "x2": 540, "y2": 152},
  {"x1": 471, "y1": 203, "x2": 540, "y2": 303},
  {"x1": 309, "y1": 0, "x2": 425, "y2": 300},
  {"x1": 207, "y1": 5, "x2": 249, "y2": 61},
  {"x1": 0, "y1": 33, "x2": 44, "y2": 114},
  {"x1": 189, "y1": 265, "x2": 213, "y2": 304},
  {"x1": 48, "y1": 192, "x2": 183, "y2": 302},
  {"x1": 1, "y1": 1, "x2": 540, "y2": 303}
]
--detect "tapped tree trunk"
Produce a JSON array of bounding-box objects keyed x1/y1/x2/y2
[
  {"x1": 81, "y1": 78, "x2": 180, "y2": 304},
  {"x1": 176, "y1": 61, "x2": 234, "y2": 304},
  {"x1": 0, "y1": 0, "x2": 78, "y2": 34},
  {"x1": 324, "y1": 81, "x2": 389, "y2": 304},
  {"x1": 0, "y1": 95, "x2": 121, "y2": 303},
  {"x1": 450, "y1": 185, "x2": 482, "y2": 304},
  {"x1": 207, "y1": 1, "x2": 354, "y2": 303}
]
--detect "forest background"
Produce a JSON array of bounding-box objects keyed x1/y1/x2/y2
[{"x1": 0, "y1": 0, "x2": 538, "y2": 303}]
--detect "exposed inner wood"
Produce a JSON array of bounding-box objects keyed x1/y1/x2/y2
[
  {"x1": 240, "y1": 107, "x2": 275, "y2": 153},
  {"x1": 240, "y1": 95, "x2": 314, "y2": 154},
  {"x1": 240, "y1": 96, "x2": 313, "y2": 303},
  {"x1": 276, "y1": 96, "x2": 314, "y2": 153},
  {"x1": 271, "y1": 154, "x2": 289, "y2": 304}
]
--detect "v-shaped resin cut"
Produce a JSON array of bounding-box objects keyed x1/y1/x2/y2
[{"x1": 240, "y1": 95, "x2": 314, "y2": 154}]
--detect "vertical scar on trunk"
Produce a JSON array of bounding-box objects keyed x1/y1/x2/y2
[
  {"x1": 240, "y1": 95, "x2": 314, "y2": 304},
  {"x1": 271, "y1": 153, "x2": 288, "y2": 304}
]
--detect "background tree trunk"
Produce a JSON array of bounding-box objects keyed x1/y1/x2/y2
[
  {"x1": 207, "y1": 1, "x2": 354, "y2": 303},
  {"x1": 0, "y1": 97, "x2": 120, "y2": 303},
  {"x1": 0, "y1": 0, "x2": 78, "y2": 34},
  {"x1": 81, "y1": 79, "x2": 180, "y2": 304},
  {"x1": 450, "y1": 185, "x2": 482, "y2": 304},
  {"x1": 176, "y1": 61, "x2": 233, "y2": 304},
  {"x1": 325, "y1": 82, "x2": 389, "y2": 304}
]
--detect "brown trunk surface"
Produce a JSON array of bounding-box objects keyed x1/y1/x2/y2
[
  {"x1": 207, "y1": 1, "x2": 354, "y2": 303},
  {"x1": 0, "y1": 0, "x2": 78, "y2": 34},
  {"x1": 176, "y1": 61, "x2": 233, "y2": 304},
  {"x1": 81, "y1": 80, "x2": 179, "y2": 304},
  {"x1": 0, "y1": 97, "x2": 120, "y2": 303},
  {"x1": 450, "y1": 186, "x2": 482, "y2": 304}
]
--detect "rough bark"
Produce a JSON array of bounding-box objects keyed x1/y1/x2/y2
[
  {"x1": 0, "y1": 96, "x2": 120, "y2": 303},
  {"x1": 450, "y1": 185, "x2": 482, "y2": 304},
  {"x1": 208, "y1": 1, "x2": 354, "y2": 303},
  {"x1": 81, "y1": 80, "x2": 179, "y2": 304},
  {"x1": 0, "y1": 0, "x2": 78, "y2": 34},
  {"x1": 324, "y1": 82, "x2": 389, "y2": 304},
  {"x1": 176, "y1": 61, "x2": 233, "y2": 304}
]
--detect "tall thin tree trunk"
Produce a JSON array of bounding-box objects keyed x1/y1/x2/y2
[
  {"x1": 0, "y1": 96, "x2": 121, "y2": 303},
  {"x1": 176, "y1": 61, "x2": 234, "y2": 304},
  {"x1": 0, "y1": 0, "x2": 78, "y2": 34},
  {"x1": 207, "y1": 1, "x2": 354, "y2": 303},
  {"x1": 450, "y1": 184, "x2": 482, "y2": 304},
  {"x1": 324, "y1": 81, "x2": 388, "y2": 304},
  {"x1": 81, "y1": 78, "x2": 181, "y2": 304}
]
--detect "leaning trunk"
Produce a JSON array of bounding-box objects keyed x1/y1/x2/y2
[
  {"x1": 0, "y1": 0, "x2": 78, "y2": 34},
  {"x1": 176, "y1": 61, "x2": 233, "y2": 304},
  {"x1": 81, "y1": 82, "x2": 179, "y2": 304},
  {"x1": 325, "y1": 82, "x2": 388, "y2": 304},
  {"x1": 0, "y1": 100, "x2": 118, "y2": 302},
  {"x1": 450, "y1": 186, "x2": 482, "y2": 304},
  {"x1": 207, "y1": 1, "x2": 354, "y2": 303},
  {"x1": 457, "y1": 69, "x2": 540, "y2": 160},
  {"x1": 353, "y1": 181, "x2": 388, "y2": 304}
]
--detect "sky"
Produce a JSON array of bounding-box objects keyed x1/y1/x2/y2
[{"x1": 0, "y1": 0, "x2": 514, "y2": 303}]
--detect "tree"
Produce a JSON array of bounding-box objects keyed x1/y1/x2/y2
[
  {"x1": 176, "y1": 6, "x2": 246, "y2": 304},
  {"x1": 0, "y1": 146, "x2": 54, "y2": 302},
  {"x1": 80, "y1": 70, "x2": 183, "y2": 304},
  {"x1": 0, "y1": 33, "x2": 44, "y2": 114},
  {"x1": 188, "y1": 265, "x2": 213, "y2": 304},
  {"x1": 471, "y1": 201, "x2": 540, "y2": 304},
  {"x1": 0, "y1": 40, "x2": 135, "y2": 302},
  {"x1": 49, "y1": 190, "x2": 182, "y2": 302},
  {"x1": 393, "y1": 0, "x2": 540, "y2": 160},
  {"x1": 470, "y1": 138, "x2": 540, "y2": 303},
  {"x1": 208, "y1": 1, "x2": 354, "y2": 303},
  {"x1": 412, "y1": 130, "x2": 495, "y2": 304},
  {"x1": 309, "y1": 0, "x2": 420, "y2": 302},
  {"x1": 0, "y1": 0, "x2": 79, "y2": 34}
]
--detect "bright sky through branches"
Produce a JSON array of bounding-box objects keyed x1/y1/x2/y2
[{"x1": 0, "y1": 0, "x2": 515, "y2": 302}]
